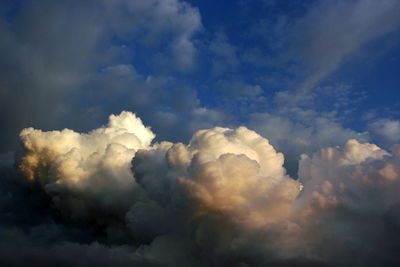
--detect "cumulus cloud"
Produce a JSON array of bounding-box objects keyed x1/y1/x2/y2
[
  {"x1": 249, "y1": 110, "x2": 369, "y2": 176},
  {"x1": 5, "y1": 112, "x2": 400, "y2": 266},
  {"x1": 129, "y1": 130, "x2": 400, "y2": 266},
  {"x1": 132, "y1": 126, "x2": 300, "y2": 225},
  {"x1": 19, "y1": 111, "x2": 154, "y2": 225},
  {"x1": 16, "y1": 112, "x2": 303, "y2": 265},
  {"x1": 129, "y1": 126, "x2": 302, "y2": 265},
  {"x1": 2, "y1": 0, "x2": 400, "y2": 265},
  {"x1": 295, "y1": 139, "x2": 400, "y2": 266}
]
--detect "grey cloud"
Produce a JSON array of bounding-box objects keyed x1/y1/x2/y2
[
  {"x1": 208, "y1": 33, "x2": 240, "y2": 76},
  {"x1": 103, "y1": 0, "x2": 202, "y2": 72},
  {"x1": 84, "y1": 65, "x2": 230, "y2": 142},
  {"x1": 212, "y1": 79, "x2": 268, "y2": 118},
  {"x1": 0, "y1": 226, "x2": 158, "y2": 267},
  {"x1": 291, "y1": 0, "x2": 400, "y2": 92},
  {"x1": 369, "y1": 118, "x2": 400, "y2": 146},
  {"x1": 0, "y1": 0, "x2": 104, "y2": 152},
  {"x1": 0, "y1": 0, "x2": 203, "y2": 153},
  {"x1": 249, "y1": 110, "x2": 369, "y2": 176},
  {"x1": 217, "y1": 80, "x2": 263, "y2": 98}
]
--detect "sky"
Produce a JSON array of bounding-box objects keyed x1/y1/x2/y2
[{"x1": 1, "y1": 0, "x2": 400, "y2": 266}]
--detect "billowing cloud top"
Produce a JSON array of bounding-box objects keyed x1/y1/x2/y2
[
  {"x1": 1, "y1": 0, "x2": 400, "y2": 266},
  {"x1": 132, "y1": 126, "x2": 301, "y2": 230},
  {"x1": 3, "y1": 111, "x2": 400, "y2": 266},
  {"x1": 19, "y1": 111, "x2": 155, "y2": 222}
]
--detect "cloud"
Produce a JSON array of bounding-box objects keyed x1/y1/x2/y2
[
  {"x1": 217, "y1": 80, "x2": 263, "y2": 98},
  {"x1": 132, "y1": 126, "x2": 300, "y2": 224},
  {"x1": 291, "y1": 0, "x2": 400, "y2": 92},
  {"x1": 104, "y1": 0, "x2": 202, "y2": 72},
  {"x1": 14, "y1": 113, "x2": 303, "y2": 265},
  {"x1": 96, "y1": 74, "x2": 231, "y2": 142},
  {"x1": 208, "y1": 33, "x2": 240, "y2": 76},
  {"x1": 19, "y1": 111, "x2": 154, "y2": 225},
  {"x1": 0, "y1": 226, "x2": 158, "y2": 267},
  {"x1": 129, "y1": 126, "x2": 302, "y2": 265},
  {"x1": 0, "y1": 0, "x2": 104, "y2": 152},
  {"x1": 369, "y1": 118, "x2": 400, "y2": 145},
  {"x1": 6, "y1": 112, "x2": 400, "y2": 266},
  {"x1": 129, "y1": 133, "x2": 400, "y2": 266},
  {"x1": 0, "y1": 0, "x2": 203, "y2": 153},
  {"x1": 249, "y1": 110, "x2": 369, "y2": 176},
  {"x1": 1, "y1": 0, "x2": 400, "y2": 264},
  {"x1": 296, "y1": 139, "x2": 400, "y2": 266}
]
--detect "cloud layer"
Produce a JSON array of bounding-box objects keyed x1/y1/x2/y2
[
  {"x1": 1, "y1": 0, "x2": 400, "y2": 265},
  {"x1": 4, "y1": 111, "x2": 398, "y2": 266}
]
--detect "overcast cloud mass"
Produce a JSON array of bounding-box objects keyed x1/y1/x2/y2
[{"x1": 1, "y1": 0, "x2": 400, "y2": 266}]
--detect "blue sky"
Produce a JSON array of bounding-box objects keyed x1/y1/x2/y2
[
  {"x1": 2, "y1": 1, "x2": 400, "y2": 266},
  {"x1": 0, "y1": 0, "x2": 399, "y2": 173}
]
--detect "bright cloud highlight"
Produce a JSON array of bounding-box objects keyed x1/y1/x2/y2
[{"x1": 13, "y1": 111, "x2": 400, "y2": 266}]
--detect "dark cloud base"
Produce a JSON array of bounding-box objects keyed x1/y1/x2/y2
[
  {"x1": 2, "y1": 113, "x2": 400, "y2": 267},
  {"x1": 1, "y1": 0, "x2": 400, "y2": 266}
]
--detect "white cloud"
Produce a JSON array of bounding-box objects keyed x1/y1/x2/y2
[
  {"x1": 129, "y1": 125, "x2": 302, "y2": 265},
  {"x1": 19, "y1": 111, "x2": 154, "y2": 223},
  {"x1": 14, "y1": 111, "x2": 400, "y2": 266},
  {"x1": 294, "y1": 139, "x2": 400, "y2": 265},
  {"x1": 132, "y1": 126, "x2": 300, "y2": 224}
]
